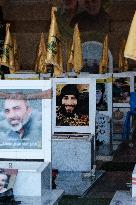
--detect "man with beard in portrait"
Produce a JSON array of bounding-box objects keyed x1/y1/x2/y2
[
  {"x1": 0, "y1": 94, "x2": 42, "y2": 149},
  {"x1": 56, "y1": 84, "x2": 89, "y2": 126},
  {"x1": 96, "y1": 83, "x2": 107, "y2": 111}
]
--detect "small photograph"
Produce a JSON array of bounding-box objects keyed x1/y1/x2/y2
[
  {"x1": 0, "y1": 168, "x2": 17, "y2": 193},
  {"x1": 113, "y1": 121, "x2": 123, "y2": 134},
  {"x1": 112, "y1": 107, "x2": 130, "y2": 134},
  {"x1": 56, "y1": 83, "x2": 89, "y2": 126},
  {"x1": 96, "y1": 83, "x2": 108, "y2": 111},
  {"x1": 113, "y1": 77, "x2": 130, "y2": 103},
  {"x1": 0, "y1": 89, "x2": 42, "y2": 149}
]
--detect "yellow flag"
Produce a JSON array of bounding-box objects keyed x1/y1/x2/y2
[
  {"x1": 35, "y1": 32, "x2": 47, "y2": 73},
  {"x1": 46, "y1": 7, "x2": 63, "y2": 77},
  {"x1": 68, "y1": 24, "x2": 83, "y2": 74},
  {"x1": 99, "y1": 34, "x2": 109, "y2": 74},
  {"x1": 124, "y1": 11, "x2": 136, "y2": 60},
  {"x1": 13, "y1": 36, "x2": 20, "y2": 72},
  {"x1": 1, "y1": 23, "x2": 15, "y2": 73},
  {"x1": 119, "y1": 39, "x2": 128, "y2": 72}
]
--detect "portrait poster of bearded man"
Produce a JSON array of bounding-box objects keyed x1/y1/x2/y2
[
  {"x1": 56, "y1": 84, "x2": 89, "y2": 126},
  {"x1": 0, "y1": 89, "x2": 42, "y2": 149}
]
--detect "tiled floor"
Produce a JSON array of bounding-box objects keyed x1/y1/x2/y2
[
  {"x1": 86, "y1": 140, "x2": 136, "y2": 199},
  {"x1": 113, "y1": 141, "x2": 136, "y2": 162},
  {"x1": 59, "y1": 140, "x2": 136, "y2": 204},
  {"x1": 86, "y1": 171, "x2": 131, "y2": 198}
]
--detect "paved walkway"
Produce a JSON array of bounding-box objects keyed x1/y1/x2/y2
[
  {"x1": 86, "y1": 171, "x2": 131, "y2": 198},
  {"x1": 86, "y1": 140, "x2": 135, "y2": 199}
]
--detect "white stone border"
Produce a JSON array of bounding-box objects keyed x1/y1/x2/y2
[{"x1": 52, "y1": 78, "x2": 96, "y2": 134}]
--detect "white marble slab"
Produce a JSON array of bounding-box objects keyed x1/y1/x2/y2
[
  {"x1": 0, "y1": 161, "x2": 51, "y2": 197},
  {"x1": 52, "y1": 136, "x2": 94, "y2": 171},
  {"x1": 110, "y1": 191, "x2": 136, "y2": 205},
  {"x1": 15, "y1": 189, "x2": 64, "y2": 205},
  {"x1": 4, "y1": 73, "x2": 39, "y2": 80},
  {"x1": 56, "y1": 170, "x2": 104, "y2": 196},
  {"x1": 40, "y1": 73, "x2": 51, "y2": 79}
]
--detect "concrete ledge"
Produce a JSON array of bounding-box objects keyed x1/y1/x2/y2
[
  {"x1": 15, "y1": 189, "x2": 64, "y2": 205},
  {"x1": 56, "y1": 170, "x2": 104, "y2": 196},
  {"x1": 109, "y1": 191, "x2": 136, "y2": 205}
]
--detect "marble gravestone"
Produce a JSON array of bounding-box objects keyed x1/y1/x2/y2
[
  {"x1": 52, "y1": 78, "x2": 96, "y2": 172},
  {"x1": 78, "y1": 74, "x2": 112, "y2": 145},
  {"x1": 52, "y1": 135, "x2": 94, "y2": 172},
  {"x1": 0, "y1": 161, "x2": 51, "y2": 197},
  {"x1": 51, "y1": 78, "x2": 105, "y2": 196},
  {"x1": 0, "y1": 80, "x2": 53, "y2": 199}
]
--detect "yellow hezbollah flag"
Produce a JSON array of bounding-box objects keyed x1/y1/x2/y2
[
  {"x1": 13, "y1": 36, "x2": 20, "y2": 72},
  {"x1": 46, "y1": 7, "x2": 63, "y2": 77},
  {"x1": 1, "y1": 23, "x2": 15, "y2": 73},
  {"x1": 119, "y1": 39, "x2": 128, "y2": 72},
  {"x1": 35, "y1": 32, "x2": 47, "y2": 73},
  {"x1": 99, "y1": 34, "x2": 109, "y2": 74},
  {"x1": 68, "y1": 24, "x2": 83, "y2": 74},
  {"x1": 124, "y1": 11, "x2": 136, "y2": 60}
]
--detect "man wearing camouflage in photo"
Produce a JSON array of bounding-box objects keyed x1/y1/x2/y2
[{"x1": 56, "y1": 84, "x2": 89, "y2": 126}]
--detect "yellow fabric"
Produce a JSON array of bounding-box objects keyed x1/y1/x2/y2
[
  {"x1": 119, "y1": 39, "x2": 128, "y2": 72},
  {"x1": 96, "y1": 77, "x2": 112, "y2": 83},
  {"x1": 35, "y1": 32, "x2": 47, "y2": 73},
  {"x1": 13, "y1": 36, "x2": 20, "y2": 72},
  {"x1": 123, "y1": 58, "x2": 129, "y2": 72},
  {"x1": 1, "y1": 24, "x2": 16, "y2": 73},
  {"x1": 46, "y1": 7, "x2": 63, "y2": 77},
  {"x1": 68, "y1": 24, "x2": 83, "y2": 74},
  {"x1": 124, "y1": 11, "x2": 136, "y2": 60},
  {"x1": 99, "y1": 34, "x2": 109, "y2": 74}
]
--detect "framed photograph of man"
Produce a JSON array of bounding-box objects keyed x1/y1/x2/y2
[
  {"x1": 96, "y1": 82, "x2": 108, "y2": 111},
  {"x1": 0, "y1": 80, "x2": 51, "y2": 161},
  {"x1": 88, "y1": 74, "x2": 112, "y2": 117},
  {"x1": 112, "y1": 107, "x2": 130, "y2": 140},
  {"x1": 96, "y1": 78, "x2": 112, "y2": 117},
  {"x1": 0, "y1": 168, "x2": 18, "y2": 194},
  {"x1": 52, "y1": 78, "x2": 96, "y2": 133},
  {"x1": 113, "y1": 72, "x2": 133, "y2": 107}
]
